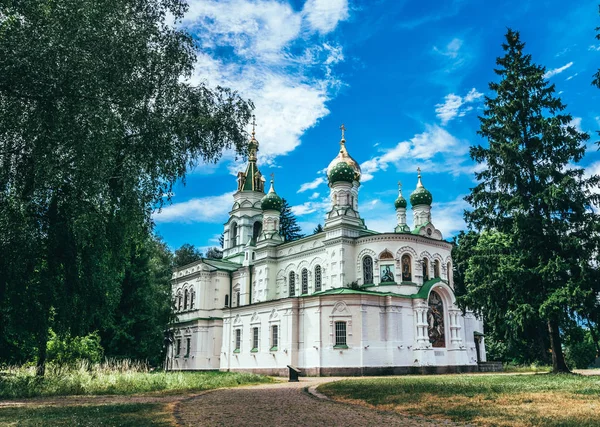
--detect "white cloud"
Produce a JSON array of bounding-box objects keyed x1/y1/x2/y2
[
  {"x1": 153, "y1": 192, "x2": 234, "y2": 223},
  {"x1": 589, "y1": 45, "x2": 600, "y2": 51},
  {"x1": 435, "y1": 88, "x2": 483, "y2": 125},
  {"x1": 544, "y1": 62, "x2": 574, "y2": 79},
  {"x1": 298, "y1": 177, "x2": 326, "y2": 193},
  {"x1": 309, "y1": 192, "x2": 321, "y2": 199},
  {"x1": 568, "y1": 117, "x2": 583, "y2": 132},
  {"x1": 360, "y1": 125, "x2": 471, "y2": 179},
  {"x1": 566, "y1": 73, "x2": 578, "y2": 81},
  {"x1": 291, "y1": 199, "x2": 330, "y2": 216},
  {"x1": 182, "y1": 0, "x2": 348, "y2": 167},
  {"x1": 302, "y1": 0, "x2": 349, "y2": 34},
  {"x1": 432, "y1": 196, "x2": 468, "y2": 237},
  {"x1": 433, "y1": 38, "x2": 463, "y2": 59}
]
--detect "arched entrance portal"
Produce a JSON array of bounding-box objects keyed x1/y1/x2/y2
[{"x1": 427, "y1": 290, "x2": 445, "y2": 348}]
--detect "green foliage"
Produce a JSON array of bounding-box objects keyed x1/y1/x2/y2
[
  {"x1": 461, "y1": 29, "x2": 600, "y2": 373},
  {"x1": 279, "y1": 198, "x2": 305, "y2": 243},
  {"x1": 0, "y1": 360, "x2": 272, "y2": 398},
  {"x1": 46, "y1": 330, "x2": 104, "y2": 365},
  {"x1": 313, "y1": 224, "x2": 324, "y2": 234},
  {"x1": 101, "y1": 235, "x2": 174, "y2": 366},
  {"x1": 0, "y1": 0, "x2": 253, "y2": 373},
  {"x1": 345, "y1": 281, "x2": 360, "y2": 290},
  {"x1": 205, "y1": 247, "x2": 224, "y2": 259},
  {"x1": 173, "y1": 243, "x2": 203, "y2": 268},
  {"x1": 564, "y1": 327, "x2": 597, "y2": 369}
]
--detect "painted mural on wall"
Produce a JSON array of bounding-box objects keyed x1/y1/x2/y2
[
  {"x1": 401, "y1": 254, "x2": 411, "y2": 281},
  {"x1": 380, "y1": 264, "x2": 395, "y2": 283},
  {"x1": 427, "y1": 290, "x2": 445, "y2": 347}
]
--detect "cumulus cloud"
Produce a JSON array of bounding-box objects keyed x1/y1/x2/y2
[
  {"x1": 154, "y1": 192, "x2": 235, "y2": 223},
  {"x1": 298, "y1": 177, "x2": 326, "y2": 193},
  {"x1": 302, "y1": 0, "x2": 349, "y2": 34},
  {"x1": 544, "y1": 62, "x2": 574, "y2": 79},
  {"x1": 359, "y1": 125, "x2": 471, "y2": 179},
  {"x1": 435, "y1": 88, "x2": 483, "y2": 125},
  {"x1": 291, "y1": 199, "x2": 330, "y2": 216},
  {"x1": 182, "y1": 0, "x2": 348, "y2": 166}
]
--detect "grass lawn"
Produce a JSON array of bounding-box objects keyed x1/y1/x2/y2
[
  {"x1": 0, "y1": 403, "x2": 173, "y2": 427},
  {"x1": 318, "y1": 373, "x2": 600, "y2": 427},
  {"x1": 0, "y1": 361, "x2": 272, "y2": 398}
]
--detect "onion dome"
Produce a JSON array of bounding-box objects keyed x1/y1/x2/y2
[
  {"x1": 394, "y1": 181, "x2": 407, "y2": 209},
  {"x1": 326, "y1": 124, "x2": 361, "y2": 183},
  {"x1": 410, "y1": 168, "x2": 433, "y2": 206},
  {"x1": 328, "y1": 161, "x2": 355, "y2": 184},
  {"x1": 261, "y1": 176, "x2": 283, "y2": 211}
]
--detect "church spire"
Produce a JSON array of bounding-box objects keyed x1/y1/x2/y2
[{"x1": 236, "y1": 115, "x2": 265, "y2": 193}]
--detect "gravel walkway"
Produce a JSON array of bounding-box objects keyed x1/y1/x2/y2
[{"x1": 174, "y1": 377, "x2": 469, "y2": 426}]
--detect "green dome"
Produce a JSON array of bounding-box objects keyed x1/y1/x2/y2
[
  {"x1": 261, "y1": 179, "x2": 283, "y2": 211},
  {"x1": 410, "y1": 170, "x2": 432, "y2": 206},
  {"x1": 328, "y1": 161, "x2": 355, "y2": 185},
  {"x1": 394, "y1": 194, "x2": 407, "y2": 209}
]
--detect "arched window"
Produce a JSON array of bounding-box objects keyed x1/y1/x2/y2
[
  {"x1": 253, "y1": 221, "x2": 262, "y2": 240},
  {"x1": 225, "y1": 294, "x2": 229, "y2": 308},
  {"x1": 422, "y1": 258, "x2": 429, "y2": 282},
  {"x1": 301, "y1": 269, "x2": 308, "y2": 294},
  {"x1": 401, "y1": 254, "x2": 412, "y2": 281},
  {"x1": 289, "y1": 272, "x2": 296, "y2": 296},
  {"x1": 363, "y1": 256, "x2": 373, "y2": 284},
  {"x1": 434, "y1": 260, "x2": 441, "y2": 278},
  {"x1": 427, "y1": 290, "x2": 445, "y2": 348},
  {"x1": 314, "y1": 265, "x2": 322, "y2": 292},
  {"x1": 177, "y1": 292, "x2": 182, "y2": 311},
  {"x1": 231, "y1": 222, "x2": 238, "y2": 247},
  {"x1": 190, "y1": 290, "x2": 195, "y2": 309},
  {"x1": 236, "y1": 291, "x2": 241, "y2": 307},
  {"x1": 183, "y1": 289, "x2": 189, "y2": 310}
]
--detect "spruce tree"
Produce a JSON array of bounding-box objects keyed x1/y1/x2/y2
[
  {"x1": 313, "y1": 224, "x2": 324, "y2": 234},
  {"x1": 462, "y1": 29, "x2": 600, "y2": 373},
  {"x1": 279, "y1": 198, "x2": 305, "y2": 243}
]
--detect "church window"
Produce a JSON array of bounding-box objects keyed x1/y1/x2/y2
[
  {"x1": 234, "y1": 329, "x2": 241, "y2": 352},
  {"x1": 185, "y1": 338, "x2": 191, "y2": 357},
  {"x1": 176, "y1": 339, "x2": 181, "y2": 356},
  {"x1": 422, "y1": 258, "x2": 429, "y2": 282},
  {"x1": 253, "y1": 221, "x2": 262, "y2": 240},
  {"x1": 236, "y1": 291, "x2": 241, "y2": 307},
  {"x1": 271, "y1": 325, "x2": 278, "y2": 350},
  {"x1": 301, "y1": 269, "x2": 308, "y2": 294},
  {"x1": 231, "y1": 222, "x2": 238, "y2": 247},
  {"x1": 190, "y1": 290, "x2": 195, "y2": 309},
  {"x1": 289, "y1": 272, "x2": 296, "y2": 296},
  {"x1": 363, "y1": 256, "x2": 373, "y2": 284},
  {"x1": 225, "y1": 295, "x2": 229, "y2": 308},
  {"x1": 401, "y1": 255, "x2": 412, "y2": 281},
  {"x1": 177, "y1": 293, "x2": 182, "y2": 311},
  {"x1": 314, "y1": 265, "x2": 322, "y2": 292},
  {"x1": 334, "y1": 321, "x2": 347, "y2": 347},
  {"x1": 434, "y1": 260, "x2": 441, "y2": 278},
  {"x1": 184, "y1": 289, "x2": 188, "y2": 310},
  {"x1": 427, "y1": 291, "x2": 445, "y2": 348},
  {"x1": 252, "y1": 327, "x2": 259, "y2": 351}
]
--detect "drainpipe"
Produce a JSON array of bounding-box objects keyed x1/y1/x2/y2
[{"x1": 227, "y1": 271, "x2": 233, "y2": 372}]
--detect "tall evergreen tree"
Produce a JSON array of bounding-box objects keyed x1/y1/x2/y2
[
  {"x1": 173, "y1": 244, "x2": 203, "y2": 268},
  {"x1": 279, "y1": 198, "x2": 304, "y2": 243},
  {"x1": 313, "y1": 224, "x2": 324, "y2": 234},
  {"x1": 0, "y1": 0, "x2": 252, "y2": 375},
  {"x1": 462, "y1": 29, "x2": 600, "y2": 373}
]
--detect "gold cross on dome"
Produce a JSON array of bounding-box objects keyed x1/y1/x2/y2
[
  {"x1": 251, "y1": 115, "x2": 257, "y2": 136},
  {"x1": 398, "y1": 181, "x2": 402, "y2": 191},
  {"x1": 417, "y1": 167, "x2": 421, "y2": 176},
  {"x1": 340, "y1": 123, "x2": 346, "y2": 140}
]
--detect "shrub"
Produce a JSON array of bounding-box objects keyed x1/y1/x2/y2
[{"x1": 46, "y1": 330, "x2": 104, "y2": 365}]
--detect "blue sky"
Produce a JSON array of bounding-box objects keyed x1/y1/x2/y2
[{"x1": 154, "y1": 0, "x2": 600, "y2": 252}]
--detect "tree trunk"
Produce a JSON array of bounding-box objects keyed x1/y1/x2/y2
[
  {"x1": 547, "y1": 318, "x2": 570, "y2": 373},
  {"x1": 36, "y1": 333, "x2": 48, "y2": 377}
]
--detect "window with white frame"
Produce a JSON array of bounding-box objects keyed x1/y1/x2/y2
[
  {"x1": 334, "y1": 321, "x2": 347, "y2": 347},
  {"x1": 234, "y1": 329, "x2": 241, "y2": 352},
  {"x1": 363, "y1": 256, "x2": 374, "y2": 284},
  {"x1": 190, "y1": 290, "x2": 195, "y2": 309},
  {"x1": 289, "y1": 272, "x2": 295, "y2": 296},
  {"x1": 252, "y1": 327, "x2": 259, "y2": 351},
  {"x1": 185, "y1": 337, "x2": 191, "y2": 357},
  {"x1": 236, "y1": 291, "x2": 241, "y2": 307},
  {"x1": 184, "y1": 289, "x2": 189, "y2": 309},
  {"x1": 176, "y1": 338, "x2": 181, "y2": 356},
  {"x1": 301, "y1": 268, "x2": 308, "y2": 294},
  {"x1": 271, "y1": 325, "x2": 278, "y2": 350},
  {"x1": 314, "y1": 265, "x2": 322, "y2": 292}
]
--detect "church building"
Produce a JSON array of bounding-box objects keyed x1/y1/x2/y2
[{"x1": 166, "y1": 124, "x2": 487, "y2": 375}]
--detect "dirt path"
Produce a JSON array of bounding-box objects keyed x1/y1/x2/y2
[{"x1": 174, "y1": 377, "x2": 470, "y2": 427}]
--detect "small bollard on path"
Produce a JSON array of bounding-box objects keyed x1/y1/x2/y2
[{"x1": 287, "y1": 365, "x2": 301, "y2": 382}]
